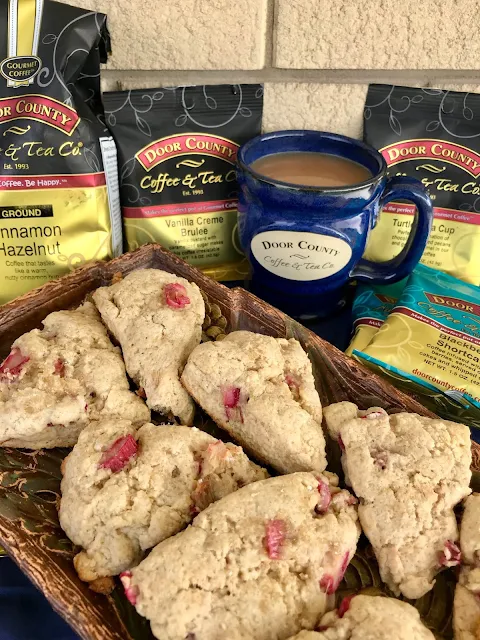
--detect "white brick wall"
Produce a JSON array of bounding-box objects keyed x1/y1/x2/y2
[
  {"x1": 263, "y1": 84, "x2": 367, "y2": 137},
  {"x1": 68, "y1": 0, "x2": 269, "y2": 69},
  {"x1": 63, "y1": 0, "x2": 480, "y2": 137},
  {"x1": 274, "y1": 0, "x2": 480, "y2": 69}
]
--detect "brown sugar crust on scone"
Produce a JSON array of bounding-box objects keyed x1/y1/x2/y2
[
  {"x1": 287, "y1": 594, "x2": 434, "y2": 639},
  {"x1": 323, "y1": 401, "x2": 472, "y2": 599},
  {"x1": 0, "y1": 302, "x2": 149, "y2": 449},
  {"x1": 181, "y1": 331, "x2": 325, "y2": 473},
  {"x1": 59, "y1": 420, "x2": 267, "y2": 583},
  {"x1": 454, "y1": 494, "x2": 480, "y2": 640},
  {"x1": 126, "y1": 472, "x2": 360, "y2": 640},
  {"x1": 93, "y1": 268, "x2": 205, "y2": 426}
]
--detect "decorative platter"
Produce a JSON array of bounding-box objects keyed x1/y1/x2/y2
[{"x1": 0, "y1": 243, "x2": 477, "y2": 640}]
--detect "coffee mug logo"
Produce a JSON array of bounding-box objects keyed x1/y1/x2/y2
[{"x1": 251, "y1": 230, "x2": 352, "y2": 281}]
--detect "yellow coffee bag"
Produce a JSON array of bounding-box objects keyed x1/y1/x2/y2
[
  {"x1": 0, "y1": 0, "x2": 121, "y2": 305},
  {"x1": 354, "y1": 265, "x2": 480, "y2": 432}
]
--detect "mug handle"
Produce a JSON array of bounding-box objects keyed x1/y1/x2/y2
[{"x1": 350, "y1": 176, "x2": 433, "y2": 284}]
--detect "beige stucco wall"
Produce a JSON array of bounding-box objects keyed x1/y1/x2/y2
[{"x1": 66, "y1": 0, "x2": 480, "y2": 137}]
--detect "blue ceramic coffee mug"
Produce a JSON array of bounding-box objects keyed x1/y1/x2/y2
[{"x1": 237, "y1": 130, "x2": 433, "y2": 318}]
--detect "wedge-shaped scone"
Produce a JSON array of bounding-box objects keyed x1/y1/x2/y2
[
  {"x1": 60, "y1": 419, "x2": 266, "y2": 588},
  {"x1": 0, "y1": 302, "x2": 149, "y2": 449},
  {"x1": 288, "y1": 594, "x2": 434, "y2": 639},
  {"x1": 181, "y1": 331, "x2": 325, "y2": 473},
  {"x1": 93, "y1": 269, "x2": 205, "y2": 425},
  {"x1": 454, "y1": 494, "x2": 480, "y2": 640},
  {"x1": 323, "y1": 401, "x2": 472, "y2": 599},
  {"x1": 121, "y1": 472, "x2": 360, "y2": 640}
]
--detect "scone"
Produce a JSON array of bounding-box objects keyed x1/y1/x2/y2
[
  {"x1": 0, "y1": 302, "x2": 149, "y2": 449},
  {"x1": 323, "y1": 401, "x2": 472, "y2": 599},
  {"x1": 93, "y1": 269, "x2": 205, "y2": 425},
  {"x1": 287, "y1": 594, "x2": 434, "y2": 639},
  {"x1": 455, "y1": 568, "x2": 480, "y2": 640},
  {"x1": 60, "y1": 419, "x2": 266, "y2": 587},
  {"x1": 121, "y1": 472, "x2": 360, "y2": 640},
  {"x1": 454, "y1": 494, "x2": 480, "y2": 640},
  {"x1": 460, "y1": 494, "x2": 480, "y2": 566},
  {"x1": 181, "y1": 331, "x2": 325, "y2": 473}
]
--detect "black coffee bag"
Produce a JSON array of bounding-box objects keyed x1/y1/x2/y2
[
  {"x1": 104, "y1": 85, "x2": 263, "y2": 281},
  {"x1": 364, "y1": 84, "x2": 480, "y2": 285}
]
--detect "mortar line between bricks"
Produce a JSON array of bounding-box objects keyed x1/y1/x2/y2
[
  {"x1": 102, "y1": 68, "x2": 480, "y2": 89},
  {"x1": 263, "y1": 0, "x2": 276, "y2": 69}
]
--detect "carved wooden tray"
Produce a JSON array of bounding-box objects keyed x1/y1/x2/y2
[{"x1": 0, "y1": 244, "x2": 477, "y2": 640}]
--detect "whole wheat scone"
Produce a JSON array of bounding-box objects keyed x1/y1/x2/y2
[
  {"x1": 0, "y1": 302, "x2": 149, "y2": 449},
  {"x1": 287, "y1": 594, "x2": 434, "y2": 639},
  {"x1": 181, "y1": 331, "x2": 325, "y2": 473},
  {"x1": 323, "y1": 401, "x2": 472, "y2": 599},
  {"x1": 121, "y1": 472, "x2": 360, "y2": 640},
  {"x1": 454, "y1": 494, "x2": 480, "y2": 640},
  {"x1": 93, "y1": 269, "x2": 205, "y2": 425},
  {"x1": 60, "y1": 419, "x2": 266, "y2": 586}
]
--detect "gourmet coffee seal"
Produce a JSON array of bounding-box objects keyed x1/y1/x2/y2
[{"x1": 0, "y1": 0, "x2": 122, "y2": 305}]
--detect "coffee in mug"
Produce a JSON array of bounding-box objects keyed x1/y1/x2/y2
[{"x1": 251, "y1": 152, "x2": 372, "y2": 188}]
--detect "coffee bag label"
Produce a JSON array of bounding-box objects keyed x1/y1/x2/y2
[
  {"x1": 250, "y1": 230, "x2": 352, "y2": 281},
  {"x1": 120, "y1": 131, "x2": 240, "y2": 272}
]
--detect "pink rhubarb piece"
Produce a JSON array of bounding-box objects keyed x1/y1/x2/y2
[
  {"x1": 99, "y1": 435, "x2": 138, "y2": 473},
  {"x1": 315, "y1": 478, "x2": 332, "y2": 514},
  {"x1": 263, "y1": 519, "x2": 287, "y2": 560},
  {"x1": 320, "y1": 551, "x2": 350, "y2": 594},
  {"x1": 0, "y1": 348, "x2": 29, "y2": 381},
  {"x1": 338, "y1": 594, "x2": 355, "y2": 618},
  {"x1": 120, "y1": 571, "x2": 139, "y2": 605},
  {"x1": 53, "y1": 359, "x2": 65, "y2": 377},
  {"x1": 222, "y1": 386, "x2": 243, "y2": 422},
  {"x1": 164, "y1": 283, "x2": 190, "y2": 309},
  {"x1": 439, "y1": 540, "x2": 461, "y2": 567}
]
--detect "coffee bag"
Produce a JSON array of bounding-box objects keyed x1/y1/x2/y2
[
  {"x1": 346, "y1": 280, "x2": 405, "y2": 356},
  {"x1": 103, "y1": 85, "x2": 263, "y2": 281},
  {"x1": 364, "y1": 84, "x2": 480, "y2": 285},
  {"x1": 354, "y1": 265, "x2": 480, "y2": 433},
  {"x1": 0, "y1": 0, "x2": 121, "y2": 305}
]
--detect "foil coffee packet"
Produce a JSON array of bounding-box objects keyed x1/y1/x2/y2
[
  {"x1": 345, "y1": 280, "x2": 406, "y2": 356},
  {"x1": 354, "y1": 264, "x2": 480, "y2": 433},
  {"x1": 364, "y1": 84, "x2": 480, "y2": 286},
  {"x1": 103, "y1": 85, "x2": 264, "y2": 281},
  {"x1": 0, "y1": 0, "x2": 122, "y2": 306}
]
